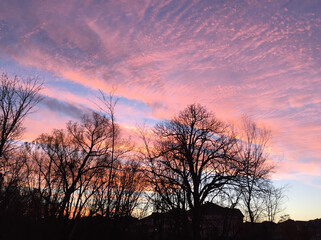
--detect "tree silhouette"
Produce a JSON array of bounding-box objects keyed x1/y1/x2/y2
[
  {"x1": 0, "y1": 74, "x2": 42, "y2": 158},
  {"x1": 143, "y1": 104, "x2": 240, "y2": 240},
  {"x1": 234, "y1": 116, "x2": 275, "y2": 222},
  {"x1": 34, "y1": 112, "x2": 113, "y2": 219},
  {"x1": 0, "y1": 73, "x2": 42, "y2": 219}
]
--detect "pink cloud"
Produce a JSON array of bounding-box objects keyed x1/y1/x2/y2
[{"x1": 0, "y1": 0, "x2": 320, "y2": 182}]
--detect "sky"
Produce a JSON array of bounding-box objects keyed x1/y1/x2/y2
[{"x1": 0, "y1": 0, "x2": 320, "y2": 221}]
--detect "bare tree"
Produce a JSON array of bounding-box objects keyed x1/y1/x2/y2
[
  {"x1": 96, "y1": 89, "x2": 120, "y2": 217},
  {"x1": 0, "y1": 145, "x2": 32, "y2": 217},
  {"x1": 91, "y1": 89, "x2": 139, "y2": 219},
  {"x1": 0, "y1": 74, "x2": 42, "y2": 159},
  {"x1": 89, "y1": 158, "x2": 144, "y2": 219},
  {"x1": 0, "y1": 73, "x2": 42, "y2": 218},
  {"x1": 263, "y1": 184, "x2": 287, "y2": 222},
  {"x1": 112, "y1": 159, "x2": 145, "y2": 217},
  {"x1": 31, "y1": 146, "x2": 63, "y2": 218},
  {"x1": 234, "y1": 115, "x2": 275, "y2": 223},
  {"x1": 97, "y1": 89, "x2": 119, "y2": 165},
  {"x1": 34, "y1": 112, "x2": 113, "y2": 219},
  {"x1": 142, "y1": 104, "x2": 240, "y2": 240}
]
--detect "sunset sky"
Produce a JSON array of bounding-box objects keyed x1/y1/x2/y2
[{"x1": 0, "y1": 0, "x2": 320, "y2": 220}]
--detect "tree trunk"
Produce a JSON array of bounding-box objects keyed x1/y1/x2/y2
[{"x1": 192, "y1": 206, "x2": 202, "y2": 240}]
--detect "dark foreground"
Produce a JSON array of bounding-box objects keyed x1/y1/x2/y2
[{"x1": 1, "y1": 215, "x2": 321, "y2": 240}]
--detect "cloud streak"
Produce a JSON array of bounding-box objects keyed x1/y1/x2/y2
[{"x1": 0, "y1": 0, "x2": 320, "y2": 182}]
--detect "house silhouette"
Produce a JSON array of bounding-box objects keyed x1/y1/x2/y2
[{"x1": 137, "y1": 202, "x2": 243, "y2": 240}]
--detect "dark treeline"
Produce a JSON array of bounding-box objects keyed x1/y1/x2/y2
[{"x1": 0, "y1": 74, "x2": 287, "y2": 240}]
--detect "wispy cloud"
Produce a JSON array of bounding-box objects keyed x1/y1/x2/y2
[{"x1": 0, "y1": 0, "x2": 320, "y2": 181}]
